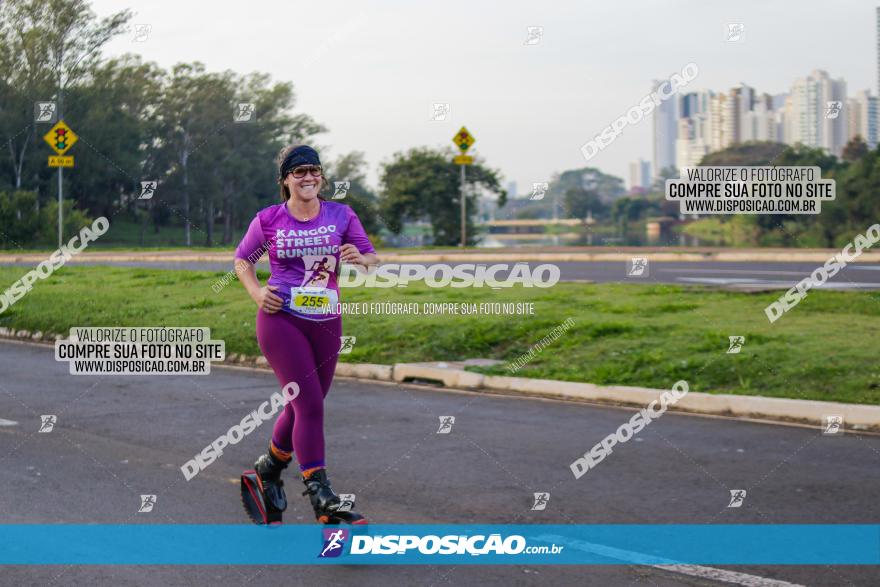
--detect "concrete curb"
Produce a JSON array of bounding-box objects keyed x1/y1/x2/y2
[
  {"x1": 389, "y1": 364, "x2": 880, "y2": 431},
  {"x1": 3, "y1": 327, "x2": 877, "y2": 431}
]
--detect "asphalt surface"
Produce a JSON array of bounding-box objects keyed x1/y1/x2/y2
[
  {"x1": 3, "y1": 259, "x2": 880, "y2": 290},
  {"x1": 1, "y1": 340, "x2": 878, "y2": 585}
]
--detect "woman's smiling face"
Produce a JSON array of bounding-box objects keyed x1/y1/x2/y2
[{"x1": 284, "y1": 166, "x2": 322, "y2": 202}]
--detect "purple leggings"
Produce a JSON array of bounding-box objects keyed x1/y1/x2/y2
[{"x1": 255, "y1": 309, "x2": 341, "y2": 471}]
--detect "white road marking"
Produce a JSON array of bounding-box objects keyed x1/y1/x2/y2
[
  {"x1": 656, "y1": 564, "x2": 805, "y2": 586},
  {"x1": 661, "y1": 268, "x2": 808, "y2": 276},
  {"x1": 533, "y1": 534, "x2": 806, "y2": 587},
  {"x1": 676, "y1": 277, "x2": 880, "y2": 289},
  {"x1": 0, "y1": 418, "x2": 19, "y2": 426}
]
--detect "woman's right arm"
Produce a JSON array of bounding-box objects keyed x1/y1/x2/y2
[{"x1": 234, "y1": 214, "x2": 283, "y2": 314}]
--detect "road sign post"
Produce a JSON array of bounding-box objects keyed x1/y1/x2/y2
[
  {"x1": 43, "y1": 121, "x2": 78, "y2": 247},
  {"x1": 452, "y1": 127, "x2": 475, "y2": 247},
  {"x1": 460, "y1": 163, "x2": 466, "y2": 247},
  {"x1": 58, "y1": 168, "x2": 62, "y2": 248}
]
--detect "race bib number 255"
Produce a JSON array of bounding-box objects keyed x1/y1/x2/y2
[{"x1": 290, "y1": 287, "x2": 338, "y2": 315}]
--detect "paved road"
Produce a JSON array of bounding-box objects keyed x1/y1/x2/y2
[
  {"x1": 3, "y1": 259, "x2": 880, "y2": 290},
  {"x1": 1, "y1": 340, "x2": 878, "y2": 585}
]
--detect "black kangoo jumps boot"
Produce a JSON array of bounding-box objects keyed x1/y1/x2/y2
[
  {"x1": 301, "y1": 468, "x2": 368, "y2": 525},
  {"x1": 241, "y1": 452, "x2": 289, "y2": 525}
]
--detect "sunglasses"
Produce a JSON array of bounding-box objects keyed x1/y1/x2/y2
[{"x1": 289, "y1": 165, "x2": 323, "y2": 179}]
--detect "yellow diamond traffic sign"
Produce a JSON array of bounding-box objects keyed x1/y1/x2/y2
[
  {"x1": 43, "y1": 120, "x2": 78, "y2": 156},
  {"x1": 452, "y1": 126, "x2": 475, "y2": 152}
]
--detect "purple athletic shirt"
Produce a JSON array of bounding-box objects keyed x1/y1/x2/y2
[{"x1": 234, "y1": 200, "x2": 375, "y2": 321}]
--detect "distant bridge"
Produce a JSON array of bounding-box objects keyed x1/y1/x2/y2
[
  {"x1": 481, "y1": 218, "x2": 583, "y2": 227},
  {"x1": 480, "y1": 218, "x2": 585, "y2": 234}
]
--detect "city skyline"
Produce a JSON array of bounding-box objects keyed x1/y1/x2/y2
[
  {"x1": 650, "y1": 68, "x2": 866, "y2": 190},
  {"x1": 89, "y1": 0, "x2": 880, "y2": 198}
]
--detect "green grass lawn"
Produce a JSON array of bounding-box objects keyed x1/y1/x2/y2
[{"x1": 1, "y1": 265, "x2": 879, "y2": 405}]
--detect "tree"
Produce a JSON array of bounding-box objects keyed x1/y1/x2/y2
[
  {"x1": 225, "y1": 70, "x2": 325, "y2": 244},
  {"x1": 563, "y1": 186, "x2": 607, "y2": 220},
  {"x1": 324, "y1": 151, "x2": 380, "y2": 235},
  {"x1": 379, "y1": 147, "x2": 505, "y2": 246},
  {"x1": 689, "y1": 141, "x2": 844, "y2": 246},
  {"x1": 0, "y1": 0, "x2": 129, "y2": 190},
  {"x1": 698, "y1": 141, "x2": 789, "y2": 167},
  {"x1": 550, "y1": 167, "x2": 625, "y2": 206},
  {"x1": 64, "y1": 55, "x2": 163, "y2": 218},
  {"x1": 650, "y1": 166, "x2": 679, "y2": 192},
  {"x1": 842, "y1": 136, "x2": 869, "y2": 163}
]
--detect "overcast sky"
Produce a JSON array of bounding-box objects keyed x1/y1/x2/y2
[{"x1": 91, "y1": 0, "x2": 879, "y2": 195}]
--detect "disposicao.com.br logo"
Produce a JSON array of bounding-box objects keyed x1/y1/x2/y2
[{"x1": 322, "y1": 532, "x2": 564, "y2": 558}]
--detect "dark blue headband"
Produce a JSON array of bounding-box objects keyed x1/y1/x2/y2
[{"x1": 280, "y1": 146, "x2": 321, "y2": 177}]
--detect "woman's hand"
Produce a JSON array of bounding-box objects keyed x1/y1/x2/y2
[
  {"x1": 339, "y1": 243, "x2": 365, "y2": 265},
  {"x1": 254, "y1": 284, "x2": 284, "y2": 314}
]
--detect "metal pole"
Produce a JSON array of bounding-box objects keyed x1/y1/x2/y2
[
  {"x1": 460, "y1": 164, "x2": 466, "y2": 247},
  {"x1": 58, "y1": 168, "x2": 63, "y2": 248}
]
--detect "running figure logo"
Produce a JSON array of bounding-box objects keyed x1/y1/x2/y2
[
  {"x1": 825, "y1": 101, "x2": 842, "y2": 120},
  {"x1": 727, "y1": 23, "x2": 744, "y2": 42},
  {"x1": 139, "y1": 181, "x2": 157, "y2": 200},
  {"x1": 339, "y1": 336, "x2": 356, "y2": 354},
  {"x1": 337, "y1": 493, "x2": 355, "y2": 512},
  {"x1": 531, "y1": 492, "x2": 550, "y2": 511},
  {"x1": 138, "y1": 494, "x2": 157, "y2": 513},
  {"x1": 38, "y1": 415, "x2": 57, "y2": 433},
  {"x1": 627, "y1": 257, "x2": 649, "y2": 278},
  {"x1": 727, "y1": 489, "x2": 746, "y2": 508},
  {"x1": 524, "y1": 26, "x2": 544, "y2": 45},
  {"x1": 132, "y1": 24, "x2": 151, "y2": 42},
  {"x1": 430, "y1": 103, "x2": 450, "y2": 121},
  {"x1": 529, "y1": 182, "x2": 549, "y2": 201},
  {"x1": 333, "y1": 181, "x2": 350, "y2": 200},
  {"x1": 727, "y1": 336, "x2": 745, "y2": 354},
  {"x1": 822, "y1": 415, "x2": 844, "y2": 436},
  {"x1": 319, "y1": 528, "x2": 349, "y2": 558},
  {"x1": 302, "y1": 256, "x2": 336, "y2": 288},
  {"x1": 35, "y1": 102, "x2": 57, "y2": 123},
  {"x1": 437, "y1": 416, "x2": 455, "y2": 434},
  {"x1": 234, "y1": 103, "x2": 256, "y2": 123}
]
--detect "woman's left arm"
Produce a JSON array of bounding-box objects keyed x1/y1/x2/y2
[{"x1": 340, "y1": 208, "x2": 379, "y2": 268}]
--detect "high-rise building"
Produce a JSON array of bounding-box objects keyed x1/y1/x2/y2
[
  {"x1": 849, "y1": 90, "x2": 878, "y2": 148},
  {"x1": 709, "y1": 93, "x2": 727, "y2": 150},
  {"x1": 675, "y1": 90, "x2": 714, "y2": 170},
  {"x1": 722, "y1": 87, "x2": 742, "y2": 147},
  {"x1": 848, "y1": 97, "x2": 862, "y2": 143},
  {"x1": 676, "y1": 118, "x2": 710, "y2": 169},
  {"x1": 789, "y1": 70, "x2": 848, "y2": 156},
  {"x1": 742, "y1": 93, "x2": 777, "y2": 142},
  {"x1": 652, "y1": 79, "x2": 678, "y2": 179},
  {"x1": 735, "y1": 83, "x2": 755, "y2": 141},
  {"x1": 628, "y1": 159, "x2": 651, "y2": 190},
  {"x1": 506, "y1": 181, "x2": 518, "y2": 199}
]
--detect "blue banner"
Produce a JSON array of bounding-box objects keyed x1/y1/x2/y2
[{"x1": 0, "y1": 524, "x2": 877, "y2": 565}]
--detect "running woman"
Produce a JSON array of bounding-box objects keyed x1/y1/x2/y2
[{"x1": 235, "y1": 144, "x2": 378, "y2": 524}]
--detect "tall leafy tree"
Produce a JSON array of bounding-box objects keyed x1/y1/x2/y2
[
  {"x1": 0, "y1": 0, "x2": 129, "y2": 190},
  {"x1": 324, "y1": 151, "x2": 380, "y2": 235},
  {"x1": 379, "y1": 147, "x2": 505, "y2": 246}
]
